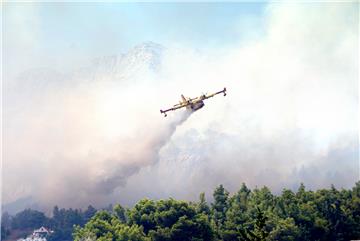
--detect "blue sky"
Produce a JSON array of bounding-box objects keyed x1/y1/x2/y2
[
  {"x1": 4, "y1": 2, "x2": 267, "y2": 74},
  {"x1": 38, "y1": 2, "x2": 266, "y2": 49}
]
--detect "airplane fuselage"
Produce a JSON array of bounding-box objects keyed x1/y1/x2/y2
[{"x1": 187, "y1": 100, "x2": 204, "y2": 111}]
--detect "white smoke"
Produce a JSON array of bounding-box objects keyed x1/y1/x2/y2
[
  {"x1": 3, "y1": 2, "x2": 358, "y2": 210},
  {"x1": 3, "y1": 66, "x2": 194, "y2": 208}
]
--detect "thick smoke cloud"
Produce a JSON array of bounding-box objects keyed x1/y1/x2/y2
[
  {"x1": 3, "y1": 3, "x2": 358, "y2": 210},
  {"x1": 90, "y1": 110, "x2": 192, "y2": 195},
  {"x1": 4, "y1": 69, "x2": 193, "y2": 208}
]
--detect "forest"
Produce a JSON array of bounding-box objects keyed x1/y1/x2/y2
[
  {"x1": 1, "y1": 205, "x2": 97, "y2": 241},
  {"x1": 2, "y1": 182, "x2": 360, "y2": 241}
]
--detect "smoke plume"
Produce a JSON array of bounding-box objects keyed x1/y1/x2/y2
[{"x1": 3, "y1": 2, "x2": 358, "y2": 211}]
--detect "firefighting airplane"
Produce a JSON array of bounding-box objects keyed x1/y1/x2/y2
[{"x1": 160, "y1": 87, "x2": 227, "y2": 117}]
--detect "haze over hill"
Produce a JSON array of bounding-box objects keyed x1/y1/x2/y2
[{"x1": 3, "y1": 3, "x2": 358, "y2": 213}]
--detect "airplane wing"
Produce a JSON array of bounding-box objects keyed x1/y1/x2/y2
[
  {"x1": 188, "y1": 96, "x2": 199, "y2": 102},
  {"x1": 173, "y1": 102, "x2": 185, "y2": 108},
  {"x1": 160, "y1": 102, "x2": 188, "y2": 117},
  {"x1": 203, "y1": 87, "x2": 226, "y2": 100}
]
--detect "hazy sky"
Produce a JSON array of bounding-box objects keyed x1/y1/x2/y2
[
  {"x1": 3, "y1": 2, "x2": 359, "y2": 211},
  {"x1": 4, "y1": 2, "x2": 266, "y2": 79}
]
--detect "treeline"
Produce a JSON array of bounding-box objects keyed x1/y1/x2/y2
[
  {"x1": 2, "y1": 182, "x2": 360, "y2": 241},
  {"x1": 1, "y1": 205, "x2": 97, "y2": 241},
  {"x1": 74, "y1": 182, "x2": 360, "y2": 241}
]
